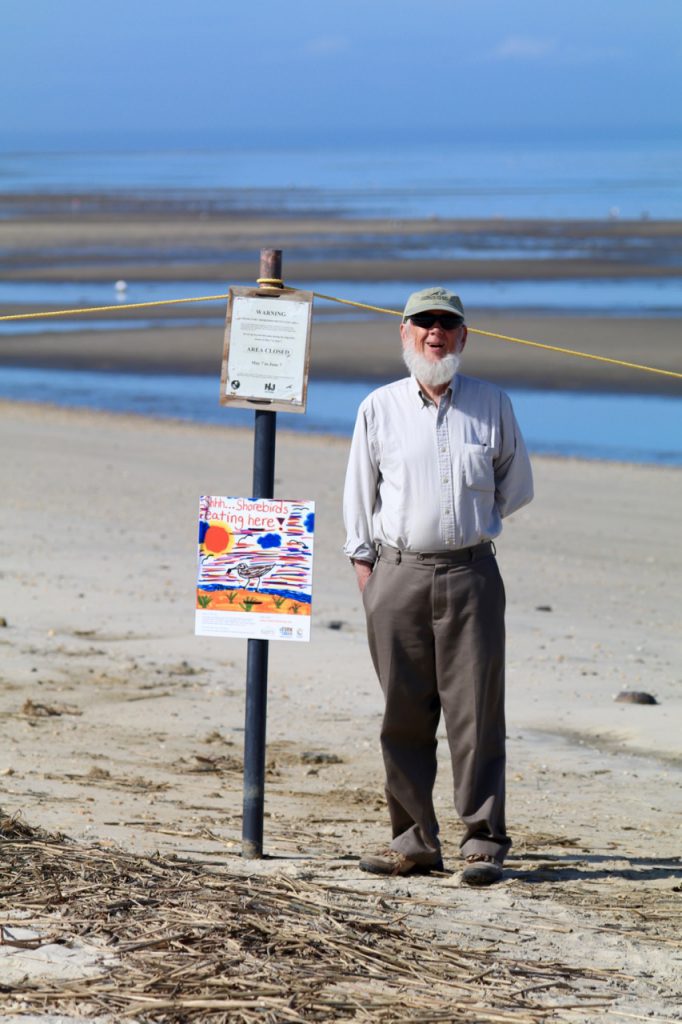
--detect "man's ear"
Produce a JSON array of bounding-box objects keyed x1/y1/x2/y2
[
  {"x1": 458, "y1": 325, "x2": 468, "y2": 353},
  {"x1": 400, "y1": 321, "x2": 409, "y2": 347}
]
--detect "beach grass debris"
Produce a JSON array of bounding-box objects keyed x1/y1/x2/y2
[
  {"x1": 0, "y1": 812, "x2": 632, "y2": 1024},
  {"x1": 21, "y1": 698, "x2": 82, "y2": 718},
  {"x1": 300, "y1": 751, "x2": 344, "y2": 765}
]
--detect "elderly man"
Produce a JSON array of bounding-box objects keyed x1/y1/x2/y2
[{"x1": 343, "y1": 287, "x2": 533, "y2": 886}]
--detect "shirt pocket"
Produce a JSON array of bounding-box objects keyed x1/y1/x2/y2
[{"x1": 462, "y1": 443, "x2": 495, "y2": 492}]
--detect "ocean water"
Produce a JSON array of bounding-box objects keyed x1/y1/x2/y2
[
  {"x1": 2, "y1": 277, "x2": 681, "y2": 325},
  {"x1": 2, "y1": 135, "x2": 681, "y2": 323},
  {"x1": 1, "y1": 136, "x2": 680, "y2": 464},
  {"x1": 0, "y1": 366, "x2": 679, "y2": 466},
  {"x1": 2, "y1": 136, "x2": 682, "y2": 220}
]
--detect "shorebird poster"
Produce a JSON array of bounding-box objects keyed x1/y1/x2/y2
[{"x1": 195, "y1": 496, "x2": 315, "y2": 642}]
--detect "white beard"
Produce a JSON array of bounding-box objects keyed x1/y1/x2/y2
[{"x1": 402, "y1": 342, "x2": 461, "y2": 388}]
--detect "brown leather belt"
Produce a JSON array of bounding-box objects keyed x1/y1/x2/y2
[{"x1": 378, "y1": 541, "x2": 495, "y2": 566}]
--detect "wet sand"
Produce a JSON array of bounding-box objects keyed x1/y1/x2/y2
[
  {"x1": 1, "y1": 314, "x2": 680, "y2": 395},
  {"x1": 2, "y1": 210, "x2": 682, "y2": 286},
  {"x1": 2, "y1": 205, "x2": 680, "y2": 394}
]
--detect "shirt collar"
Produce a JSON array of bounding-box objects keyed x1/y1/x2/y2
[{"x1": 410, "y1": 373, "x2": 459, "y2": 409}]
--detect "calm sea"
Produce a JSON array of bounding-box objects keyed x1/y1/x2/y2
[
  {"x1": 2, "y1": 135, "x2": 682, "y2": 219},
  {"x1": 0, "y1": 367, "x2": 679, "y2": 467},
  {"x1": 2, "y1": 136, "x2": 682, "y2": 318},
  {"x1": 1, "y1": 136, "x2": 680, "y2": 464}
]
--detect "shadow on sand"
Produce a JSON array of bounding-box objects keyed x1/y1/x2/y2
[{"x1": 507, "y1": 852, "x2": 681, "y2": 884}]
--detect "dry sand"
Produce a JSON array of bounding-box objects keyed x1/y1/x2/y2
[{"x1": 1, "y1": 400, "x2": 680, "y2": 1022}]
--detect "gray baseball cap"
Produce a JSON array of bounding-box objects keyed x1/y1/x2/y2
[{"x1": 403, "y1": 286, "x2": 465, "y2": 322}]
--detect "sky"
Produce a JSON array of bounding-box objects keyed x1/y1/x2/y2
[{"x1": 2, "y1": 0, "x2": 681, "y2": 149}]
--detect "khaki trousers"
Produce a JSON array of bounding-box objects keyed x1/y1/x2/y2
[{"x1": 362, "y1": 543, "x2": 510, "y2": 865}]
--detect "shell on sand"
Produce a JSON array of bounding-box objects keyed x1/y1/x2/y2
[{"x1": 614, "y1": 690, "x2": 659, "y2": 705}]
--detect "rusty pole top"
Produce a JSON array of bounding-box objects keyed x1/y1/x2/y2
[{"x1": 259, "y1": 248, "x2": 283, "y2": 288}]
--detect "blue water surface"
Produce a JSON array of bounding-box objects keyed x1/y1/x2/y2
[
  {"x1": 1, "y1": 278, "x2": 680, "y2": 325},
  {"x1": 2, "y1": 138, "x2": 682, "y2": 219},
  {"x1": 0, "y1": 366, "x2": 679, "y2": 466}
]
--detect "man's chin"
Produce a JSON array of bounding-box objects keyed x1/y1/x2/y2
[{"x1": 403, "y1": 346, "x2": 461, "y2": 387}]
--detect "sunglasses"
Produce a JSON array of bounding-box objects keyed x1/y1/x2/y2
[{"x1": 408, "y1": 312, "x2": 463, "y2": 330}]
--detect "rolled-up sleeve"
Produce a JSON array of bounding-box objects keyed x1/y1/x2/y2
[
  {"x1": 343, "y1": 402, "x2": 380, "y2": 562},
  {"x1": 494, "y1": 393, "x2": 534, "y2": 518}
]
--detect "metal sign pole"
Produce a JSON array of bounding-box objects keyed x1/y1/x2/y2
[{"x1": 241, "y1": 248, "x2": 282, "y2": 859}]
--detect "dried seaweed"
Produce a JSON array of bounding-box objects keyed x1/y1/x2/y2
[{"x1": 1, "y1": 813, "x2": 624, "y2": 1023}]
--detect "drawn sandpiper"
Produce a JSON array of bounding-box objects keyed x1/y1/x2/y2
[{"x1": 227, "y1": 561, "x2": 276, "y2": 591}]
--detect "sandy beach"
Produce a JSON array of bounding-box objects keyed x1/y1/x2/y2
[
  {"x1": 1, "y1": 197, "x2": 681, "y2": 1020},
  {"x1": 4, "y1": 0, "x2": 682, "y2": 1010},
  {"x1": 1, "y1": 399, "x2": 680, "y2": 1022}
]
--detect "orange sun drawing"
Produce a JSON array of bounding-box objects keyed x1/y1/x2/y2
[{"x1": 202, "y1": 521, "x2": 235, "y2": 556}]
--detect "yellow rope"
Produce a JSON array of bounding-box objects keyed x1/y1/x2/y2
[
  {"x1": 1, "y1": 288, "x2": 680, "y2": 381},
  {"x1": 307, "y1": 292, "x2": 682, "y2": 380},
  {"x1": 0, "y1": 294, "x2": 230, "y2": 321},
  {"x1": 466, "y1": 327, "x2": 682, "y2": 379},
  {"x1": 305, "y1": 292, "x2": 682, "y2": 379},
  {"x1": 306, "y1": 289, "x2": 403, "y2": 318}
]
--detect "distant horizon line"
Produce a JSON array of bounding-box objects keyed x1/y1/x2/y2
[{"x1": 2, "y1": 123, "x2": 682, "y2": 156}]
